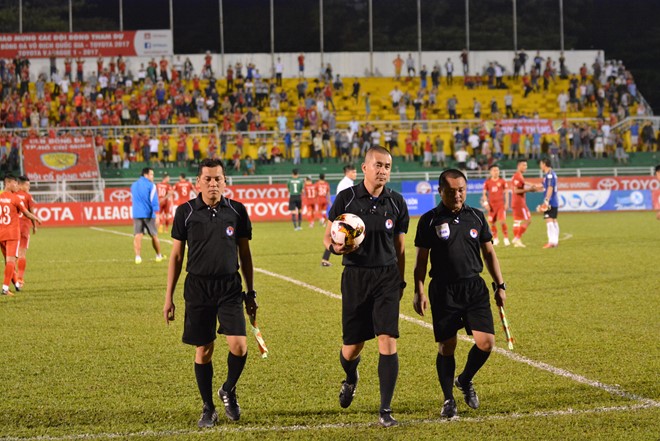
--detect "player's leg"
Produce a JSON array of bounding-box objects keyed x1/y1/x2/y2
[
  {"x1": 437, "y1": 337, "x2": 458, "y2": 417},
  {"x1": 15, "y1": 243, "x2": 27, "y2": 289},
  {"x1": 498, "y1": 208, "x2": 510, "y2": 245},
  {"x1": 339, "y1": 267, "x2": 367, "y2": 409},
  {"x1": 376, "y1": 334, "x2": 399, "y2": 426},
  {"x1": 133, "y1": 219, "x2": 144, "y2": 263},
  {"x1": 146, "y1": 219, "x2": 164, "y2": 260},
  {"x1": 455, "y1": 278, "x2": 495, "y2": 410},
  {"x1": 488, "y1": 211, "x2": 500, "y2": 245},
  {"x1": 296, "y1": 201, "x2": 302, "y2": 229},
  {"x1": 1, "y1": 241, "x2": 17, "y2": 295},
  {"x1": 307, "y1": 204, "x2": 314, "y2": 227},
  {"x1": 372, "y1": 266, "x2": 402, "y2": 426},
  {"x1": 216, "y1": 276, "x2": 248, "y2": 421}
]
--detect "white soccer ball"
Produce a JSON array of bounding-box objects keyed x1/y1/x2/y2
[{"x1": 331, "y1": 213, "x2": 366, "y2": 248}]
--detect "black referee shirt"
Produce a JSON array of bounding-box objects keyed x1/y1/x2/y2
[
  {"x1": 329, "y1": 182, "x2": 409, "y2": 267},
  {"x1": 172, "y1": 194, "x2": 252, "y2": 278},
  {"x1": 414, "y1": 203, "x2": 492, "y2": 284}
]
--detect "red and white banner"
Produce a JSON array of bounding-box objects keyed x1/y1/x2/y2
[
  {"x1": 0, "y1": 30, "x2": 172, "y2": 58},
  {"x1": 493, "y1": 119, "x2": 555, "y2": 135},
  {"x1": 23, "y1": 136, "x2": 100, "y2": 181},
  {"x1": 523, "y1": 176, "x2": 660, "y2": 192},
  {"x1": 34, "y1": 202, "x2": 132, "y2": 226}
]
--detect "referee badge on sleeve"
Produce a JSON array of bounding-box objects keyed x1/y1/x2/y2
[{"x1": 436, "y1": 222, "x2": 450, "y2": 240}]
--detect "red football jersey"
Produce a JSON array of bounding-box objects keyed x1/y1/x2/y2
[
  {"x1": 510, "y1": 171, "x2": 527, "y2": 209},
  {"x1": 15, "y1": 190, "x2": 35, "y2": 234},
  {"x1": 0, "y1": 192, "x2": 27, "y2": 241},
  {"x1": 483, "y1": 178, "x2": 508, "y2": 207},
  {"x1": 303, "y1": 181, "x2": 317, "y2": 201},
  {"x1": 174, "y1": 180, "x2": 195, "y2": 202},
  {"x1": 156, "y1": 183, "x2": 172, "y2": 201},
  {"x1": 315, "y1": 180, "x2": 330, "y2": 204}
]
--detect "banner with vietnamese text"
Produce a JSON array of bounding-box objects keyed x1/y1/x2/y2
[
  {"x1": 23, "y1": 136, "x2": 100, "y2": 181},
  {"x1": 0, "y1": 30, "x2": 172, "y2": 58}
]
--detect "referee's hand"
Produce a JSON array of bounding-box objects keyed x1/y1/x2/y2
[
  {"x1": 245, "y1": 297, "x2": 259, "y2": 316},
  {"x1": 163, "y1": 301, "x2": 175, "y2": 324},
  {"x1": 413, "y1": 291, "x2": 428, "y2": 317}
]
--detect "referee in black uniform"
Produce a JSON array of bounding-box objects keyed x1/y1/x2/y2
[
  {"x1": 163, "y1": 158, "x2": 257, "y2": 428},
  {"x1": 413, "y1": 169, "x2": 506, "y2": 418},
  {"x1": 323, "y1": 146, "x2": 409, "y2": 427}
]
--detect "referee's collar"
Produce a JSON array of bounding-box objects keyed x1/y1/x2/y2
[
  {"x1": 191, "y1": 193, "x2": 229, "y2": 211},
  {"x1": 354, "y1": 181, "x2": 393, "y2": 200},
  {"x1": 437, "y1": 202, "x2": 466, "y2": 217}
]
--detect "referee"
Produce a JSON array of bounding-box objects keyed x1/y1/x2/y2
[
  {"x1": 413, "y1": 169, "x2": 506, "y2": 418},
  {"x1": 163, "y1": 158, "x2": 257, "y2": 428},
  {"x1": 323, "y1": 146, "x2": 409, "y2": 427}
]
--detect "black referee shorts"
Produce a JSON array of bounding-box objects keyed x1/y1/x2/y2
[
  {"x1": 182, "y1": 272, "x2": 246, "y2": 346},
  {"x1": 341, "y1": 265, "x2": 401, "y2": 345},
  {"x1": 429, "y1": 276, "x2": 495, "y2": 343}
]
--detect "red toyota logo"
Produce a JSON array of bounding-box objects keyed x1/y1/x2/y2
[
  {"x1": 224, "y1": 188, "x2": 234, "y2": 199},
  {"x1": 596, "y1": 178, "x2": 619, "y2": 190},
  {"x1": 108, "y1": 189, "x2": 132, "y2": 202}
]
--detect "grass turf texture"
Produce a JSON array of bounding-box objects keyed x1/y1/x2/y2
[{"x1": 0, "y1": 212, "x2": 658, "y2": 440}]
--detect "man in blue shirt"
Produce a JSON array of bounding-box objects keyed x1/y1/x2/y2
[
  {"x1": 131, "y1": 167, "x2": 165, "y2": 263},
  {"x1": 539, "y1": 159, "x2": 559, "y2": 248}
]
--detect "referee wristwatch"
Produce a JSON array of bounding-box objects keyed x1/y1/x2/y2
[
  {"x1": 244, "y1": 290, "x2": 257, "y2": 300},
  {"x1": 399, "y1": 281, "x2": 407, "y2": 290},
  {"x1": 493, "y1": 282, "x2": 506, "y2": 291}
]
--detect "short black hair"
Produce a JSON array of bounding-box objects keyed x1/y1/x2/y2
[
  {"x1": 539, "y1": 158, "x2": 552, "y2": 167},
  {"x1": 655, "y1": 164, "x2": 660, "y2": 173},
  {"x1": 197, "y1": 158, "x2": 225, "y2": 176},
  {"x1": 18, "y1": 175, "x2": 29, "y2": 183},
  {"x1": 343, "y1": 164, "x2": 356, "y2": 173},
  {"x1": 4, "y1": 174, "x2": 17, "y2": 182},
  {"x1": 438, "y1": 169, "x2": 467, "y2": 190},
  {"x1": 517, "y1": 158, "x2": 528, "y2": 164},
  {"x1": 179, "y1": 173, "x2": 186, "y2": 179},
  {"x1": 488, "y1": 164, "x2": 500, "y2": 170},
  {"x1": 319, "y1": 173, "x2": 325, "y2": 180},
  {"x1": 292, "y1": 168, "x2": 299, "y2": 175},
  {"x1": 141, "y1": 167, "x2": 152, "y2": 176}
]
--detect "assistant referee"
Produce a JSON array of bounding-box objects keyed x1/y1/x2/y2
[
  {"x1": 163, "y1": 158, "x2": 257, "y2": 428},
  {"x1": 323, "y1": 146, "x2": 409, "y2": 427},
  {"x1": 413, "y1": 169, "x2": 506, "y2": 418}
]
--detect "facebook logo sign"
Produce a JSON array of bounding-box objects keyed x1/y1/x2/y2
[{"x1": 144, "y1": 42, "x2": 152, "y2": 49}]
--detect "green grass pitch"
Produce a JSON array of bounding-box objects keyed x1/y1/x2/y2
[{"x1": 0, "y1": 212, "x2": 659, "y2": 440}]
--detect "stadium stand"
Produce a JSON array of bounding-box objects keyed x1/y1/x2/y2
[{"x1": 0, "y1": 53, "x2": 657, "y2": 179}]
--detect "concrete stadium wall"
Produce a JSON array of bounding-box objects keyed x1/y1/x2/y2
[{"x1": 26, "y1": 50, "x2": 601, "y2": 82}]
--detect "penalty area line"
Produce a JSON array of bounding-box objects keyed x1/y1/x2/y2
[
  {"x1": 1, "y1": 403, "x2": 656, "y2": 441},
  {"x1": 255, "y1": 267, "x2": 659, "y2": 407}
]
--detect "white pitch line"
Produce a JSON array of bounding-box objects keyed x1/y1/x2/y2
[
  {"x1": 88, "y1": 227, "x2": 656, "y2": 407},
  {"x1": 1, "y1": 403, "x2": 656, "y2": 441},
  {"x1": 89, "y1": 227, "x2": 656, "y2": 406},
  {"x1": 255, "y1": 267, "x2": 659, "y2": 407}
]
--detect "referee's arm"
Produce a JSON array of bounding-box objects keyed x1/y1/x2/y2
[
  {"x1": 394, "y1": 233, "x2": 406, "y2": 299},
  {"x1": 480, "y1": 241, "x2": 506, "y2": 307},
  {"x1": 237, "y1": 237, "x2": 254, "y2": 293},
  {"x1": 164, "y1": 239, "x2": 185, "y2": 324}
]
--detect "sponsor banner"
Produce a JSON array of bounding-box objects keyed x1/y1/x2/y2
[
  {"x1": 558, "y1": 190, "x2": 653, "y2": 212},
  {"x1": 0, "y1": 30, "x2": 172, "y2": 58},
  {"x1": 23, "y1": 136, "x2": 100, "y2": 181},
  {"x1": 491, "y1": 119, "x2": 555, "y2": 135},
  {"x1": 402, "y1": 180, "x2": 484, "y2": 195},
  {"x1": 34, "y1": 202, "x2": 132, "y2": 226}
]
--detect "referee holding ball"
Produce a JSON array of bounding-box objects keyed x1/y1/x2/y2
[
  {"x1": 413, "y1": 169, "x2": 506, "y2": 418},
  {"x1": 163, "y1": 158, "x2": 257, "y2": 428},
  {"x1": 323, "y1": 146, "x2": 409, "y2": 427}
]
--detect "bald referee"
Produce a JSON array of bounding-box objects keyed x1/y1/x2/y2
[{"x1": 323, "y1": 146, "x2": 409, "y2": 427}]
